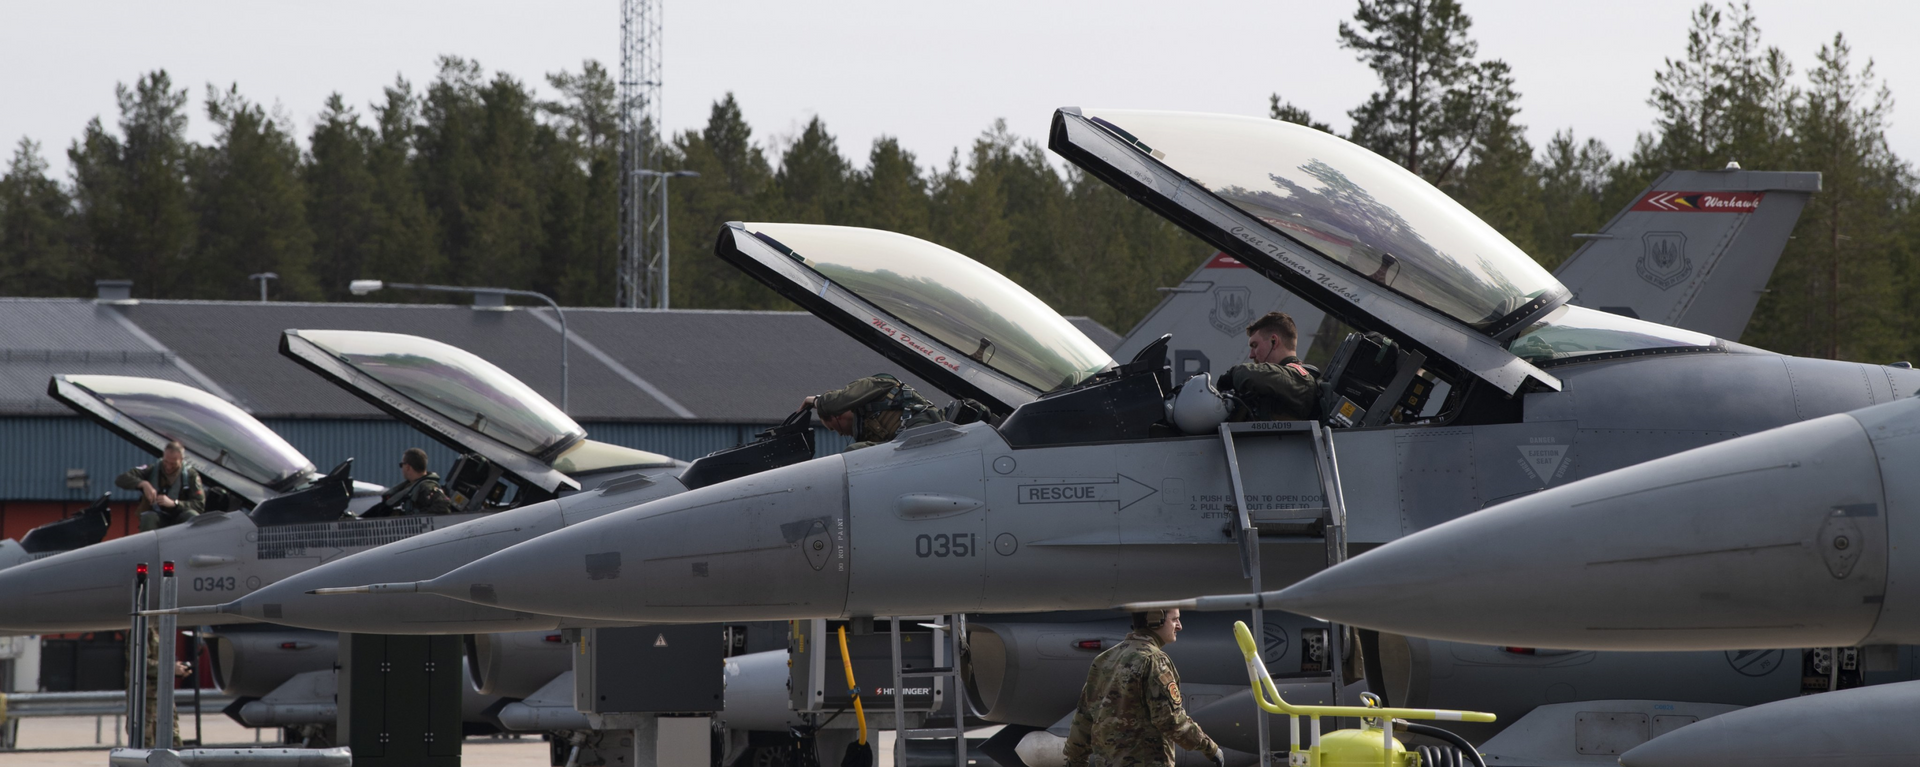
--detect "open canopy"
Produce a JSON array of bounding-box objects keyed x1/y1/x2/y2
[
  {"x1": 50, "y1": 375, "x2": 316, "y2": 502},
  {"x1": 1052, "y1": 108, "x2": 1564, "y2": 394},
  {"x1": 716, "y1": 222, "x2": 1115, "y2": 415},
  {"x1": 281, "y1": 329, "x2": 587, "y2": 493}
]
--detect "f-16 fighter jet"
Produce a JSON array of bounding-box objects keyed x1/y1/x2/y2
[
  {"x1": 0, "y1": 335, "x2": 682, "y2": 634},
  {"x1": 319, "y1": 111, "x2": 1914, "y2": 626}
]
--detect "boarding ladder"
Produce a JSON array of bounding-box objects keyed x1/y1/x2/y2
[
  {"x1": 887, "y1": 613, "x2": 971, "y2": 767},
  {"x1": 1217, "y1": 421, "x2": 1350, "y2": 767}
]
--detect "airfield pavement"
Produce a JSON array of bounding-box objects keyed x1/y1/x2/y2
[{"x1": 0, "y1": 718, "x2": 920, "y2": 766}]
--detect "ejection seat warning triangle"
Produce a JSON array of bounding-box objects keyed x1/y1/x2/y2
[
  {"x1": 1517, "y1": 443, "x2": 1569, "y2": 485},
  {"x1": 654, "y1": 633, "x2": 669, "y2": 648}
]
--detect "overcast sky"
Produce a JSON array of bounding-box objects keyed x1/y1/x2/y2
[{"x1": 4, "y1": 1, "x2": 1915, "y2": 180}]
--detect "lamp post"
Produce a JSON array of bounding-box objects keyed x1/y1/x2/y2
[
  {"x1": 248, "y1": 272, "x2": 278, "y2": 303},
  {"x1": 633, "y1": 169, "x2": 700, "y2": 309},
  {"x1": 348, "y1": 280, "x2": 570, "y2": 413}
]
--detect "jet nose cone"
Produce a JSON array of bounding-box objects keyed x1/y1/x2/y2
[
  {"x1": 1273, "y1": 406, "x2": 1896, "y2": 650},
  {"x1": 0, "y1": 531, "x2": 158, "y2": 632},
  {"x1": 1619, "y1": 680, "x2": 1920, "y2": 767},
  {"x1": 424, "y1": 456, "x2": 852, "y2": 623}
]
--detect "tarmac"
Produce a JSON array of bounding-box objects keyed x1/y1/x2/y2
[{"x1": 0, "y1": 718, "x2": 915, "y2": 766}]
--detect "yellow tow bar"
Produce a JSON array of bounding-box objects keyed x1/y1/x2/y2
[{"x1": 1234, "y1": 621, "x2": 1494, "y2": 767}]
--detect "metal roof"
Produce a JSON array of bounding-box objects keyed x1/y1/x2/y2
[{"x1": 0, "y1": 299, "x2": 1121, "y2": 424}]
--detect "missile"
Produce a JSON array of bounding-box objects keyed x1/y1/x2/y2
[
  {"x1": 1618, "y1": 680, "x2": 1920, "y2": 767},
  {"x1": 1249, "y1": 396, "x2": 1920, "y2": 651}
]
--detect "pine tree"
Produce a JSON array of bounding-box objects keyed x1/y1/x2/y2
[
  {"x1": 68, "y1": 71, "x2": 196, "y2": 298},
  {"x1": 305, "y1": 94, "x2": 378, "y2": 301},
  {"x1": 361, "y1": 77, "x2": 443, "y2": 291},
  {"x1": 1638, "y1": 2, "x2": 1795, "y2": 172},
  {"x1": 541, "y1": 61, "x2": 620, "y2": 306},
  {"x1": 0, "y1": 139, "x2": 80, "y2": 295},
  {"x1": 192, "y1": 84, "x2": 317, "y2": 300},
  {"x1": 1447, "y1": 60, "x2": 1542, "y2": 256},
  {"x1": 1530, "y1": 130, "x2": 1616, "y2": 270},
  {"x1": 1269, "y1": 94, "x2": 1333, "y2": 133},
  {"x1": 848, "y1": 137, "x2": 931, "y2": 238},
  {"x1": 669, "y1": 94, "x2": 780, "y2": 310},
  {"x1": 773, "y1": 116, "x2": 851, "y2": 224},
  {"x1": 1338, "y1": 0, "x2": 1513, "y2": 187}
]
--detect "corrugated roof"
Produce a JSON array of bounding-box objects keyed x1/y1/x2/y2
[{"x1": 0, "y1": 299, "x2": 1124, "y2": 423}]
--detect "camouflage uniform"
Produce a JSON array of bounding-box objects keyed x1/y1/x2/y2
[
  {"x1": 127, "y1": 624, "x2": 183, "y2": 748},
  {"x1": 815, "y1": 374, "x2": 945, "y2": 451},
  {"x1": 1220, "y1": 355, "x2": 1319, "y2": 422},
  {"x1": 382, "y1": 471, "x2": 454, "y2": 515},
  {"x1": 1064, "y1": 631, "x2": 1218, "y2": 767},
  {"x1": 116, "y1": 462, "x2": 206, "y2": 532}
]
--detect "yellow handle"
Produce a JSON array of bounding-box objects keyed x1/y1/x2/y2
[
  {"x1": 837, "y1": 625, "x2": 869, "y2": 745},
  {"x1": 1233, "y1": 621, "x2": 1496, "y2": 723}
]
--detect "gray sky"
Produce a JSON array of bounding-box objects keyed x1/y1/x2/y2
[{"x1": 3, "y1": 1, "x2": 1914, "y2": 179}]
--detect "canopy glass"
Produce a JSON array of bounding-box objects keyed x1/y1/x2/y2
[
  {"x1": 1508, "y1": 305, "x2": 1725, "y2": 363},
  {"x1": 1081, "y1": 109, "x2": 1566, "y2": 332},
  {"x1": 298, "y1": 330, "x2": 584, "y2": 456},
  {"x1": 746, "y1": 223, "x2": 1114, "y2": 392},
  {"x1": 66, "y1": 375, "x2": 314, "y2": 491}
]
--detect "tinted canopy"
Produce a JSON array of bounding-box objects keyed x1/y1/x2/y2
[
  {"x1": 295, "y1": 330, "x2": 584, "y2": 457},
  {"x1": 1508, "y1": 305, "x2": 1733, "y2": 364},
  {"x1": 745, "y1": 223, "x2": 1114, "y2": 394},
  {"x1": 61, "y1": 375, "x2": 314, "y2": 492},
  {"x1": 1078, "y1": 110, "x2": 1564, "y2": 332}
]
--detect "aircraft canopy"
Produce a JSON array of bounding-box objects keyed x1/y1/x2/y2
[
  {"x1": 58, "y1": 375, "x2": 315, "y2": 493},
  {"x1": 295, "y1": 330, "x2": 584, "y2": 458},
  {"x1": 1508, "y1": 305, "x2": 1732, "y2": 364}
]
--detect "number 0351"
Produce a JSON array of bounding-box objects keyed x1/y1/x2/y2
[{"x1": 914, "y1": 533, "x2": 976, "y2": 558}]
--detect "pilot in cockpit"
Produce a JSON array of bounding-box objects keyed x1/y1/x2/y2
[
  {"x1": 801, "y1": 374, "x2": 947, "y2": 451},
  {"x1": 1218, "y1": 311, "x2": 1320, "y2": 422}
]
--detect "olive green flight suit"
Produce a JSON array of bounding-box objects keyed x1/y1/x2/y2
[
  {"x1": 383, "y1": 472, "x2": 454, "y2": 515},
  {"x1": 815, "y1": 375, "x2": 945, "y2": 451},
  {"x1": 117, "y1": 463, "x2": 206, "y2": 532},
  {"x1": 1220, "y1": 355, "x2": 1319, "y2": 422}
]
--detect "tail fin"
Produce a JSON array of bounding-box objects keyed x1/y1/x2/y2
[
  {"x1": 1553, "y1": 169, "x2": 1821, "y2": 340},
  {"x1": 1113, "y1": 253, "x2": 1330, "y2": 383}
]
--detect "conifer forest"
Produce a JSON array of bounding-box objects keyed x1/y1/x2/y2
[{"x1": 2, "y1": 2, "x2": 1914, "y2": 364}]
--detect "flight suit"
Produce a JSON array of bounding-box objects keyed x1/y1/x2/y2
[
  {"x1": 1064, "y1": 631, "x2": 1218, "y2": 767},
  {"x1": 816, "y1": 374, "x2": 945, "y2": 451},
  {"x1": 116, "y1": 463, "x2": 206, "y2": 532},
  {"x1": 1220, "y1": 355, "x2": 1319, "y2": 422},
  {"x1": 382, "y1": 472, "x2": 454, "y2": 515}
]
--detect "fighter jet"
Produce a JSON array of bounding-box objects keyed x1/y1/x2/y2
[
  {"x1": 332, "y1": 110, "x2": 1913, "y2": 628},
  {"x1": 0, "y1": 334, "x2": 683, "y2": 634},
  {"x1": 1253, "y1": 392, "x2": 1920, "y2": 651},
  {"x1": 0, "y1": 375, "x2": 387, "y2": 570},
  {"x1": 1116, "y1": 167, "x2": 1819, "y2": 374}
]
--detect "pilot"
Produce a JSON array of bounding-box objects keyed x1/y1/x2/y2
[
  {"x1": 1219, "y1": 311, "x2": 1320, "y2": 421},
  {"x1": 381, "y1": 448, "x2": 454, "y2": 515},
  {"x1": 801, "y1": 374, "x2": 946, "y2": 451},
  {"x1": 117, "y1": 440, "x2": 206, "y2": 532},
  {"x1": 1064, "y1": 608, "x2": 1224, "y2": 767}
]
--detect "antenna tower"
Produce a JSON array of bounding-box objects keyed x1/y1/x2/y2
[{"x1": 618, "y1": 0, "x2": 664, "y2": 308}]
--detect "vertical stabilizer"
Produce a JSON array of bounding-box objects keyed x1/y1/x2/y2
[{"x1": 1553, "y1": 169, "x2": 1821, "y2": 340}]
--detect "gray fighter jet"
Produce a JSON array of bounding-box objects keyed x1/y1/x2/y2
[
  {"x1": 0, "y1": 375, "x2": 386, "y2": 570},
  {"x1": 0, "y1": 333, "x2": 682, "y2": 634},
  {"x1": 1115, "y1": 167, "x2": 1818, "y2": 373},
  {"x1": 1255, "y1": 392, "x2": 1920, "y2": 651},
  {"x1": 337, "y1": 111, "x2": 1914, "y2": 627}
]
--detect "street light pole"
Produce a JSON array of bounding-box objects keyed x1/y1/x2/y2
[
  {"x1": 348, "y1": 280, "x2": 569, "y2": 413},
  {"x1": 633, "y1": 169, "x2": 700, "y2": 309}
]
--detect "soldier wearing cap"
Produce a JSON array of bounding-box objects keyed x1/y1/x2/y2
[
  {"x1": 117, "y1": 440, "x2": 206, "y2": 532},
  {"x1": 801, "y1": 374, "x2": 945, "y2": 451},
  {"x1": 1065, "y1": 608, "x2": 1224, "y2": 767},
  {"x1": 1219, "y1": 311, "x2": 1319, "y2": 422}
]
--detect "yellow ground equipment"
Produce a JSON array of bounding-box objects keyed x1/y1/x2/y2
[{"x1": 1233, "y1": 621, "x2": 1495, "y2": 767}]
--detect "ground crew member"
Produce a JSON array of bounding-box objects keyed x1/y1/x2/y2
[
  {"x1": 130, "y1": 626, "x2": 193, "y2": 747},
  {"x1": 382, "y1": 448, "x2": 454, "y2": 515},
  {"x1": 1219, "y1": 311, "x2": 1319, "y2": 421},
  {"x1": 117, "y1": 441, "x2": 205, "y2": 532},
  {"x1": 1065, "y1": 608, "x2": 1224, "y2": 767},
  {"x1": 800, "y1": 374, "x2": 945, "y2": 451}
]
